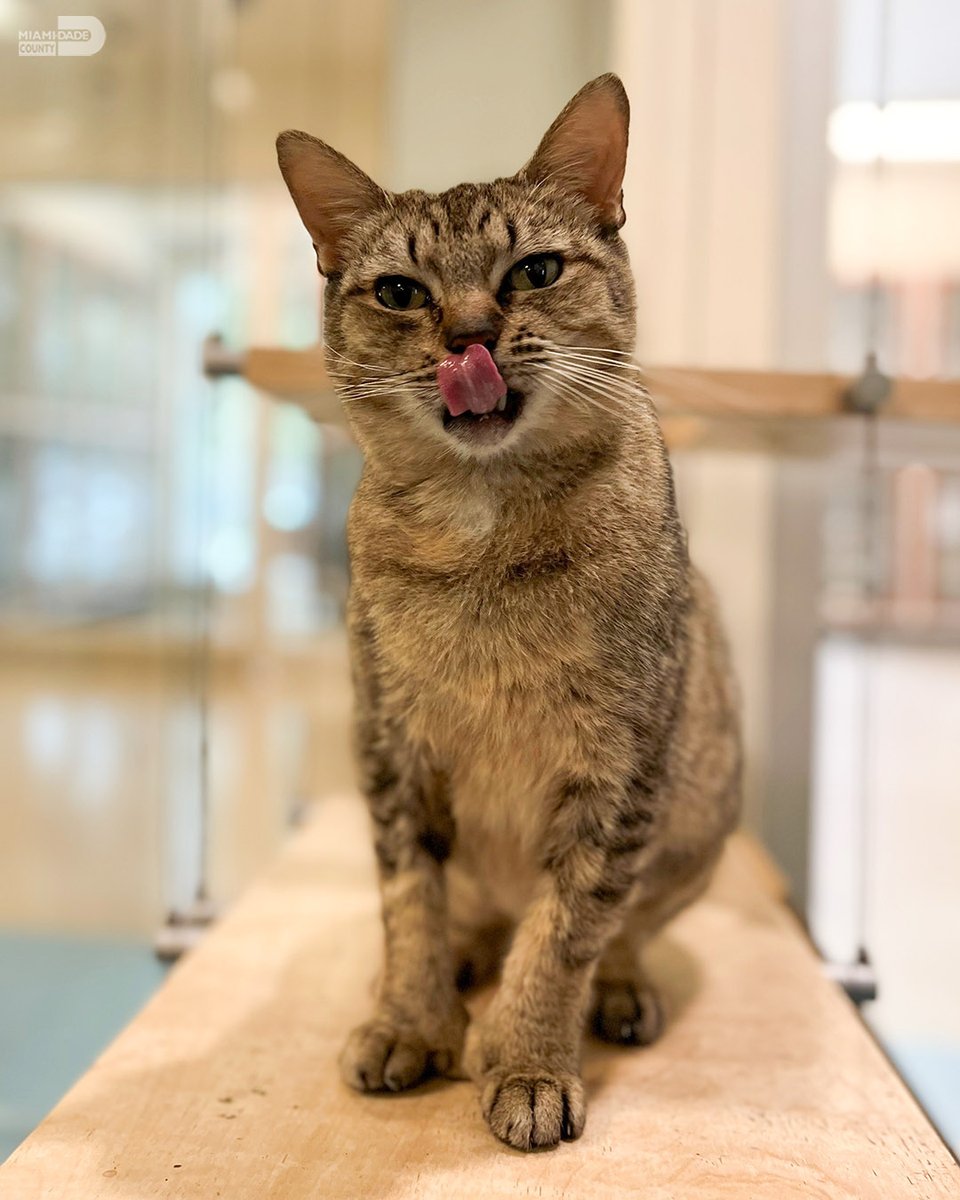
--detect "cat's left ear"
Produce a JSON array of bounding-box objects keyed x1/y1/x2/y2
[
  {"x1": 520, "y1": 73, "x2": 629, "y2": 230},
  {"x1": 276, "y1": 131, "x2": 388, "y2": 275}
]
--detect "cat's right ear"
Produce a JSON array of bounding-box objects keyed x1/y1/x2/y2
[{"x1": 276, "y1": 132, "x2": 388, "y2": 276}]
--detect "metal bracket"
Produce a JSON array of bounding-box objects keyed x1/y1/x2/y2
[
  {"x1": 202, "y1": 332, "x2": 245, "y2": 380},
  {"x1": 823, "y1": 949, "x2": 878, "y2": 1006},
  {"x1": 154, "y1": 897, "x2": 220, "y2": 962},
  {"x1": 843, "y1": 352, "x2": 892, "y2": 415}
]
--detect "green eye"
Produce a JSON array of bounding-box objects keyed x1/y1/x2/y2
[
  {"x1": 507, "y1": 254, "x2": 563, "y2": 292},
  {"x1": 374, "y1": 276, "x2": 429, "y2": 310}
]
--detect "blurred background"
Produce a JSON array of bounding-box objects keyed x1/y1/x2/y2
[{"x1": 1, "y1": 0, "x2": 958, "y2": 1163}]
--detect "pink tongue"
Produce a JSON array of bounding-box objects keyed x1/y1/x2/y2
[{"x1": 436, "y1": 343, "x2": 507, "y2": 417}]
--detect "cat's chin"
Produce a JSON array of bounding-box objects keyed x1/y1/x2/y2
[{"x1": 441, "y1": 388, "x2": 525, "y2": 452}]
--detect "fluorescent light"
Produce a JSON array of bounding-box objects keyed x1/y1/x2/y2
[{"x1": 828, "y1": 100, "x2": 960, "y2": 164}]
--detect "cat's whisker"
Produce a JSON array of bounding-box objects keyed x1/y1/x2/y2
[
  {"x1": 542, "y1": 346, "x2": 636, "y2": 360},
  {"x1": 543, "y1": 351, "x2": 643, "y2": 376},
  {"x1": 323, "y1": 344, "x2": 401, "y2": 375},
  {"x1": 541, "y1": 344, "x2": 640, "y2": 365},
  {"x1": 535, "y1": 365, "x2": 623, "y2": 418},
  {"x1": 326, "y1": 346, "x2": 442, "y2": 397},
  {"x1": 539, "y1": 357, "x2": 641, "y2": 382},
  {"x1": 544, "y1": 359, "x2": 634, "y2": 387},
  {"x1": 561, "y1": 389, "x2": 621, "y2": 420},
  {"x1": 542, "y1": 367, "x2": 643, "y2": 416},
  {"x1": 516, "y1": 346, "x2": 643, "y2": 390},
  {"x1": 334, "y1": 365, "x2": 439, "y2": 399},
  {"x1": 526, "y1": 344, "x2": 655, "y2": 404},
  {"x1": 335, "y1": 383, "x2": 422, "y2": 404},
  {"x1": 540, "y1": 352, "x2": 643, "y2": 386},
  {"x1": 545, "y1": 346, "x2": 639, "y2": 362},
  {"x1": 544, "y1": 378, "x2": 620, "y2": 425},
  {"x1": 335, "y1": 390, "x2": 394, "y2": 405},
  {"x1": 337, "y1": 362, "x2": 436, "y2": 384},
  {"x1": 536, "y1": 361, "x2": 636, "y2": 407}
]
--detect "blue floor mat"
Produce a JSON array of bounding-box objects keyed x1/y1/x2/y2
[
  {"x1": 886, "y1": 1039, "x2": 960, "y2": 1157},
  {"x1": 0, "y1": 933, "x2": 167, "y2": 1163}
]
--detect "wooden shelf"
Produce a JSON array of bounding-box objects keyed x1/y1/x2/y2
[
  {"x1": 210, "y1": 343, "x2": 960, "y2": 428},
  {"x1": 3, "y1": 795, "x2": 957, "y2": 1198},
  {"x1": 646, "y1": 365, "x2": 960, "y2": 424}
]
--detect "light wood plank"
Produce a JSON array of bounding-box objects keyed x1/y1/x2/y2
[
  {"x1": 646, "y1": 365, "x2": 960, "y2": 423},
  {"x1": 218, "y1": 346, "x2": 960, "y2": 427},
  {"x1": 243, "y1": 347, "x2": 343, "y2": 425},
  {"x1": 243, "y1": 347, "x2": 330, "y2": 398},
  {"x1": 3, "y1": 796, "x2": 957, "y2": 1198}
]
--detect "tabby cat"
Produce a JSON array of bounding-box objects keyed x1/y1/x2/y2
[{"x1": 277, "y1": 74, "x2": 741, "y2": 1151}]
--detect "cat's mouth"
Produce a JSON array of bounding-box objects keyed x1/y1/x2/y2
[{"x1": 442, "y1": 388, "x2": 524, "y2": 445}]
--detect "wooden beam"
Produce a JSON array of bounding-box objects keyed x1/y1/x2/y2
[
  {"x1": 3, "y1": 796, "x2": 957, "y2": 1197},
  {"x1": 243, "y1": 347, "x2": 330, "y2": 397},
  {"x1": 208, "y1": 345, "x2": 960, "y2": 427},
  {"x1": 645, "y1": 366, "x2": 960, "y2": 423}
]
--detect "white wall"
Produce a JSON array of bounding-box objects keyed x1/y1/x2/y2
[
  {"x1": 613, "y1": 0, "x2": 792, "y2": 830},
  {"x1": 385, "y1": 0, "x2": 609, "y2": 191}
]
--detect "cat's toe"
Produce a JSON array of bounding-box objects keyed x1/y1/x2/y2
[
  {"x1": 481, "y1": 1070, "x2": 585, "y2": 1150},
  {"x1": 591, "y1": 979, "x2": 664, "y2": 1045},
  {"x1": 340, "y1": 1020, "x2": 434, "y2": 1092}
]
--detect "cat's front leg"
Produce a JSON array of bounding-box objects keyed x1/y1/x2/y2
[
  {"x1": 340, "y1": 726, "x2": 467, "y2": 1093},
  {"x1": 464, "y1": 781, "x2": 646, "y2": 1149}
]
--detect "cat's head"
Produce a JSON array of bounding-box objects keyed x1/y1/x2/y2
[{"x1": 277, "y1": 74, "x2": 636, "y2": 473}]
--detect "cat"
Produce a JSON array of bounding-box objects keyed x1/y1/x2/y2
[{"x1": 276, "y1": 73, "x2": 741, "y2": 1151}]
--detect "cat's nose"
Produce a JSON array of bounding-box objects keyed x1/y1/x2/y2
[{"x1": 444, "y1": 319, "x2": 503, "y2": 354}]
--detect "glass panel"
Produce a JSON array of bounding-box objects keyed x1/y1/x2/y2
[
  {"x1": 0, "y1": 0, "x2": 388, "y2": 1157},
  {"x1": 0, "y1": 1, "x2": 213, "y2": 1158},
  {"x1": 815, "y1": 0, "x2": 960, "y2": 1152}
]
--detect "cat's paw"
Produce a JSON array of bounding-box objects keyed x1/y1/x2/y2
[
  {"x1": 591, "y1": 978, "x2": 664, "y2": 1045},
  {"x1": 480, "y1": 1069, "x2": 585, "y2": 1150},
  {"x1": 340, "y1": 1010, "x2": 465, "y2": 1093}
]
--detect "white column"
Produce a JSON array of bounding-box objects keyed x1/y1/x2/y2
[{"x1": 613, "y1": 0, "x2": 788, "y2": 832}]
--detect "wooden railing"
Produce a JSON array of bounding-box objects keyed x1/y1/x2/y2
[{"x1": 204, "y1": 338, "x2": 960, "y2": 426}]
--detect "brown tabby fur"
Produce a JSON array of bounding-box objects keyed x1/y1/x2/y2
[{"x1": 277, "y1": 74, "x2": 741, "y2": 1151}]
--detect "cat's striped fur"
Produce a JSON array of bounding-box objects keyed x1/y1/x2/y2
[{"x1": 277, "y1": 74, "x2": 741, "y2": 1151}]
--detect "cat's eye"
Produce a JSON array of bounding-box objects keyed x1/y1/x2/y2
[
  {"x1": 374, "y1": 276, "x2": 430, "y2": 311},
  {"x1": 506, "y1": 254, "x2": 563, "y2": 292}
]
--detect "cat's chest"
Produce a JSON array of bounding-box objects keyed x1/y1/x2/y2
[
  {"x1": 355, "y1": 531, "x2": 621, "y2": 912},
  {"x1": 436, "y1": 678, "x2": 575, "y2": 916},
  {"x1": 374, "y1": 556, "x2": 590, "y2": 721},
  {"x1": 371, "y1": 560, "x2": 582, "y2": 798},
  {"x1": 353, "y1": 479, "x2": 608, "y2": 705}
]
